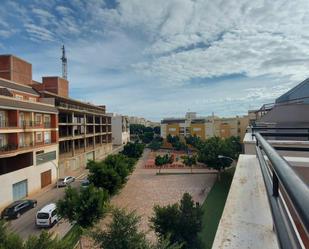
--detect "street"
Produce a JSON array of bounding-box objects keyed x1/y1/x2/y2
[{"x1": 7, "y1": 177, "x2": 85, "y2": 240}]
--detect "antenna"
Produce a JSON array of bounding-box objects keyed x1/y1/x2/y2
[{"x1": 61, "y1": 45, "x2": 67, "y2": 79}]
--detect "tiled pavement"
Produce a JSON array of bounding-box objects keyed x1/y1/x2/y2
[{"x1": 81, "y1": 149, "x2": 217, "y2": 248}]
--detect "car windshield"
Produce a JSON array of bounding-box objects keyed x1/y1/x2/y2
[{"x1": 37, "y1": 212, "x2": 49, "y2": 219}]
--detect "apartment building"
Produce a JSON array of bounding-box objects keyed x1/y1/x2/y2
[
  {"x1": 0, "y1": 55, "x2": 58, "y2": 210},
  {"x1": 214, "y1": 115, "x2": 249, "y2": 140},
  {"x1": 107, "y1": 113, "x2": 130, "y2": 146},
  {"x1": 32, "y1": 80, "x2": 113, "y2": 177},
  {"x1": 161, "y1": 112, "x2": 249, "y2": 140},
  {"x1": 128, "y1": 116, "x2": 159, "y2": 128}
]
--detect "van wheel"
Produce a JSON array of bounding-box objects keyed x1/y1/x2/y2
[{"x1": 16, "y1": 213, "x2": 21, "y2": 219}]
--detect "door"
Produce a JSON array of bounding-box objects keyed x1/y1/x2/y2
[
  {"x1": 19, "y1": 112, "x2": 24, "y2": 127},
  {"x1": 12, "y1": 180, "x2": 28, "y2": 201},
  {"x1": 41, "y1": 170, "x2": 52, "y2": 188},
  {"x1": 0, "y1": 112, "x2": 3, "y2": 127}
]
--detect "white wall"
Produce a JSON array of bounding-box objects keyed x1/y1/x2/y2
[
  {"x1": 110, "y1": 114, "x2": 130, "y2": 145},
  {"x1": 160, "y1": 124, "x2": 166, "y2": 138},
  {"x1": 0, "y1": 144, "x2": 58, "y2": 211}
]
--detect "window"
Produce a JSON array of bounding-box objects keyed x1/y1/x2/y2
[
  {"x1": 0, "y1": 135, "x2": 4, "y2": 147},
  {"x1": 36, "y1": 132, "x2": 43, "y2": 143},
  {"x1": 168, "y1": 128, "x2": 176, "y2": 131},
  {"x1": 44, "y1": 131, "x2": 51, "y2": 144},
  {"x1": 44, "y1": 115, "x2": 51, "y2": 128},
  {"x1": 29, "y1": 97, "x2": 36, "y2": 102},
  {"x1": 0, "y1": 112, "x2": 4, "y2": 127},
  {"x1": 35, "y1": 114, "x2": 42, "y2": 125},
  {"x1": 15, "y1": 94, "x2": 23, "y2": 100},
  {"x1": 193, "y1": 127, "x2": 201, "y2": 131}
]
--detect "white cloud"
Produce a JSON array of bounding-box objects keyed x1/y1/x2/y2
[{"x1": 2, "y1": 0, "x2": 309, "y2": 120}]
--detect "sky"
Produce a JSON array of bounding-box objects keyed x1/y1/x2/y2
[{"x1": 1, "y1": 0, "x2": 309, "y2": 121}]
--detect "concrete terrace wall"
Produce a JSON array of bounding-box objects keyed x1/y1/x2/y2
[{"x1": 212, "y1": 155, "x2": 279, "y2": 249}]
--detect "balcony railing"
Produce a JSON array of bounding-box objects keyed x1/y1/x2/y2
[
  {"x1": 254, "y1": 133, "x2": 309, "y2": 249},
  {"x1": 44, "y1": 122, "x2": 51, "y2": 128},
  {"x1": 21, "y1": 120, "x2": 42, "y2": 128},
  {"x1": 251, "y1": 126, "x2": 309, "y2": 141},
  {"x1": 0, "y1": 120, "x2": 18, "y2": 128},
  {"x1": 0, "y1": 140, "x2": 56, "y2": 154},
  {"x1": 0, "y1": 144, "x2": 18, "y2": 152}
]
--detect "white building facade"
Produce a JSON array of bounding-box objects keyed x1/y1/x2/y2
[{"x1": 108, "y1": 113, "x2": 130, "y2": 146}]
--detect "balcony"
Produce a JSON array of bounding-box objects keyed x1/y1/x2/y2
[
  {"x1": 20, "y1": 120, "x2": 41, "y2": 129},
  {"x1": 0, "y1": 140, "x2": 57, "y2": 157},
  {"x1": 212, "y1": 132, "x2": 309, "y2": 249},
  {"x1": 0, "y1": 120, "x2": 18, "y2": 128}
]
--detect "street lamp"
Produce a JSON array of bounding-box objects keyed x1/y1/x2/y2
[
  {"x1": 218, "y1": 155, "x2": 234, "y2": 162},
  {"x1": 217, "y1": 155, "x2": 235, "y2": 181},
  {"x1": 37, "y1": 158, "x2": 59, "y2": 188}
]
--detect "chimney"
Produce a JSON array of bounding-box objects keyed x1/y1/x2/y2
[{"x1": 0, "y1": 55, "x2": 32, "y2": 85}]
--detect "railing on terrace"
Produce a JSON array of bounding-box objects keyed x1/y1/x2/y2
[
  {"x1": 251, "y1": 126, "x2": 309, "y2": 141},
  {"x1": 254, "y1": 133, "x2": 309, "y2": 249}
]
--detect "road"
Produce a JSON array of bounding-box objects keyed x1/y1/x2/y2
[{"x1": 7, "y1": 179, "x2": 84, "y2": 240}]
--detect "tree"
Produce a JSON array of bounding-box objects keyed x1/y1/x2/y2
[
  {"x1": 153, "y1": 126, "x2": 161, "y2": 135},
  {"x1": 92, "y1": 208, "x2": 181, "y2": 249},
  {"x1": 24, "y1": 231, "x2": 68, "y2": 249},
  {"x1": 149, "y1": 140, "x2": 162, "y2": 151},
  {"x1": 182, "y1": 155, "x2": 197, "y2": 173},
  {"x1": 0, "y1": 221, "x2": 67, "y2": 249},
  {"x1": 155, "y1": 155, "x2": 166, "y2": 174},
  {"x1": 129, "y1": 124, "x2": 146, "y2": 135},
  {"x1": 87, "y1": 161, "x2": 122, "y2": 194},
  {"x1": 0, "y1": 221, "x2": 23, "y2": 249},
  {"x1": 197, "y1": 137, "x2": 234, "y2": 180},
  {"x1": 155, "y1": 154, "x2": 173, "y2": 174},
  {"x1": 92, "y1": 208, "x2": 150, "y2": 249},
  {"x1": 185, "y1": 135, "x2": 204, "y2": 150},
  {"x1": 104, "y1": 154, "x2": 136, "y2": 181},
  {"x1": 57, "y1": 185, "x2": 108, "y2": 228},
  {"x1": 150, "y1": 193, "x2": 202, "y2": 249},
  {"x1": 122, "y1": 142, "x2": 145, "y2": 159},
  {"x1": 141, "y1": 131, "x2": 155, "y2": 144}
]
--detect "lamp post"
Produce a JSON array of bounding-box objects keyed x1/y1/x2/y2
[
  {"x1": 217, "y1": 155, "x2": 235, "y2": 181},
  {"x1": 37, "y1": 158, "x2": 59, "y2": 188},
  {"x1": 218, "y1": 155, "x2": 234, "y2": 163}
]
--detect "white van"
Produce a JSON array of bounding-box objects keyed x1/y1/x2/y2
[{"x1": 36, "y1": 203, "x2": 58, "y2": 228}]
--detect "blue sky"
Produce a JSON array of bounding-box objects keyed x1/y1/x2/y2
[{"x1": 1, "y1": 0, "x2": 309, "y2": 121}]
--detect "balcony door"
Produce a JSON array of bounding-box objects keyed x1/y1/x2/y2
[
  {"x1": 0, "y1": 134, "x2": 4, "y2": 147},
  {"x1": 19, "y1": 112, "x2": 24, "y2": 127},
  {"x1": 19, "y1": 133, "x2": 25, "y2": 147}
]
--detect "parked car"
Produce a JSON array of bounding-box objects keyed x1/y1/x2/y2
[
  {"x1": 36, "y1": 203, "x2": 58, "y2": 228},
  {"x1": 1, "y1": 199, "x2": 37, "y2": 219},
  {"x1": 56, "y1": 176, "x2": 75, "y2": 187},
  {"x1": 81, "y1": 178, "x2": 90, "y2": 188}
]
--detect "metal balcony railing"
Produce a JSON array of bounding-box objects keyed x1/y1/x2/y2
[
  {"x1": 20, "y1": 120, "x2": 43, "y2": 128},
  {"x1": 254, "y1": 133, "x2": 309, "y2": 249},
  {"x1": 251, "y1": 126, "x2": 309, "y2": 141},
  {"x1": 0, "y1": 120, "x2": 18, "y2": 128},
  {"x1": 44, "y1": 122, "x2": 51, "y2": 128},
  {"x1": 0, "y1": 144, "x2": 18, "y2": 152}
]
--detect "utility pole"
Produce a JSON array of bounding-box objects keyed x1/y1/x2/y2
[{"x1": 61, "y1": 45, "x2": 67, "y2": 79}]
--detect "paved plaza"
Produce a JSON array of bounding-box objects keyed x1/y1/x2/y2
[{"x1": 82, "y1": 149, "x2": 217, "y2": 247}]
